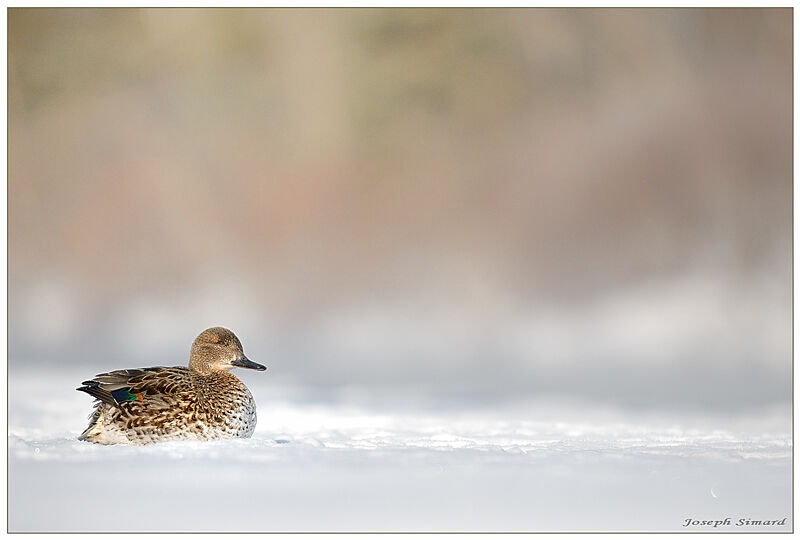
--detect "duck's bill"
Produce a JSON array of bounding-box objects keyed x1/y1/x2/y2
[{"x1": 232, "y1": 356, "x2": 267, "y2": 371}]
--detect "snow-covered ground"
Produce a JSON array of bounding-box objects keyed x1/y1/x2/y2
[{"x1": 8, "y1": 368, "x2": 792, "y2": 532}]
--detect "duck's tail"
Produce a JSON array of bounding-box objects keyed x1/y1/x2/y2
[{"x1": 77, "y1": 403, "x2": 104, "y2": 443}]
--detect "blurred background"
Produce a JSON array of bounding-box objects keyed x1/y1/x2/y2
[{"x1": 8, "y1": 8, "x2": 792, "y2": 417}]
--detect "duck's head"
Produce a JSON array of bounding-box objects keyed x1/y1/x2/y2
[{"x1": 189, "y1": 327, "x2": 266, "y2": 375}]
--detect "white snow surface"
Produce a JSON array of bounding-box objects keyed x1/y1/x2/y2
[{"x1": 8, "y1": 368, "x2": 792, "y2": 532}]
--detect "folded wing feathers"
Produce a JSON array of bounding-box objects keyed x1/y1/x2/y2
[
  {"x1": 76, "y1": 367, "x2": 187, "y2": 407},
  {"x1": 76, "y1": 381, "x2": 119, "y2": 408}
]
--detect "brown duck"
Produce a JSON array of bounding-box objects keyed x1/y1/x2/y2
[{"x1": 77, "y1": 327, "x2": 266, "y2": 445}]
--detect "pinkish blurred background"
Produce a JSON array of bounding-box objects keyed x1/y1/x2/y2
[{"x1": 9, "y1": 8, "x2": 792, "y2": 414}]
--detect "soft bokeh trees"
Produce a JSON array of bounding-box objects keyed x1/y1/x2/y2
[{"x1": 8, "y1": 8, "x2": 792, "y2": 412}]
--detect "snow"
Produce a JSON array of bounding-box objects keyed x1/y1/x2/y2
[{"x1": 8, "y1": 368, "x2": 792, "y2": 533}]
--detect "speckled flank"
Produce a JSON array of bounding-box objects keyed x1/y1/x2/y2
[{"x1": 77, "y1": 327, "x2": 265, "y2": 445}]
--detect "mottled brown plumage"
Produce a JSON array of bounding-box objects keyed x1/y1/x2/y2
[{"x1": 77, "y1": 327, "x2": 266, "y2": 445}]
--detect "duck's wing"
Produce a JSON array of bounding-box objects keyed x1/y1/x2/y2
[{"x1": 77, "y1": 367, "x2": 190, "y2": 408}]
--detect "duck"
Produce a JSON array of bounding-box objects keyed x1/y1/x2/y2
[{"x1": 77, "y1": 326, "x2": 266, "y2": 445}]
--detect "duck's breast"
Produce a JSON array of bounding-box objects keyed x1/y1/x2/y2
[
  {"x1": 197, "y1": 374, "x2": 258, "y2": 438},
  {"x1": 222, "y1": 385, "x2": 257, "y2": 437}
]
